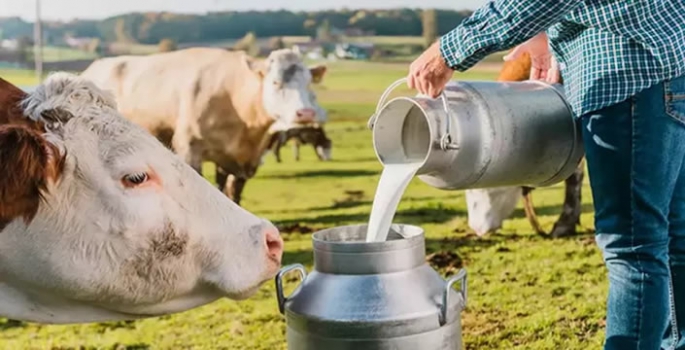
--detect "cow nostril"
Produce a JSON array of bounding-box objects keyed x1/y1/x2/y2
[
  {"x1": 265, "y1": 228, "x2": 284, "y2": 261},
  {"x1": 296, "y1": 109, "x2": 316, "y2": 119}
]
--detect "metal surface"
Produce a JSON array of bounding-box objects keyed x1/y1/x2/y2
[
  {"x1": 440, "y1": 270, "x2": 467, "y2": 326},
  {"x1": 370, "y1": 79, "x2": 585, "y2": 191},
  {"x1": 369, "y1": 78, "x2": 459, "y2": 151},
  {"x1": 275, "y1": 224, "x2": 466, "y2": 350},
  {"x1": 275, "y1": 264, "x2": 307, "y2": 315}
]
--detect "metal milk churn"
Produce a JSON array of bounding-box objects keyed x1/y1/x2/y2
[
  {"x1": 367, "y1": 78, "x2": 585, "y2": 190},
  {"x1": 275, "y1": 224, "x2": 467, "y2": 350}
]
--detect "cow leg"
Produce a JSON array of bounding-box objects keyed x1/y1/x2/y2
[
  {"x1": 224, "y1": 174, "x2": 247, "y2": 206},
  {"x1": 293, "y1": 139, "x2": 301, "y2": 161},
  {"x1": 550, "y1": 162, "x2": 585, "y2": 238},
  {"x1": 173, "y1": 134, "x2": 203, "y2": 175},
  {"x1": 266, "y1": 132, "x2": 284, "y2": 163},
  {"x1": 215, "y1": 166, "x2": 229, "y2": 193},
  {"x1": 274, "y1": 135, "x2": 284, "y2": 163},
  {"x1": 521, "y1": 186, "x2": 548, "y2": 237},
  {"x1": 215, "y1": 167, "x2": 246, "y2": 206}
]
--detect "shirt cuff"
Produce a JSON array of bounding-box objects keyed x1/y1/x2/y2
[{"x1": 439, "y1": 30, "x2": 486, "y2": 72}]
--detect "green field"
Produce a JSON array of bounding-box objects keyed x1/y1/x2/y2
[{"x1": 0, "y1": 61, "x2": 606, "y2": 349}]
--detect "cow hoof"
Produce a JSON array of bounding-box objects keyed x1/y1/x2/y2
[{"x1": 550, "y1": 223, "x2": 577, "y2": 238}]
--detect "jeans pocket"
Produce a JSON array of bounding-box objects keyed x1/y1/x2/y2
[{"x1": 664, "y1": 75, "x2": 685, "y2": 125}]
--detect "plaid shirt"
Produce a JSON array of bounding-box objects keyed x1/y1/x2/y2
[{"x1": 439, "y1": 0, "x2": 685, "y2": 117}]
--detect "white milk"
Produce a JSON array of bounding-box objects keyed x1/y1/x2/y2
[
  {"x1": 365, "y1": 162, "x2": 422, "y2": 242},
  {"x1": 365, "y1": 103, "x2": 431, "y2": 242}
]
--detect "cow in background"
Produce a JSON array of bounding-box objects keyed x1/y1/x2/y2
[
  {"x1": 466, "y1": 52, "x2": 586, "y2": 238},
  {"x1": 81, "y1": 48, "x2": 328, "y2": 205},
  {"x1": 0, "y1": 73, "x2": 283, "y2": 324},
  {"x1": 265, "y1": 125, "x2": 332, "y2": 163}
]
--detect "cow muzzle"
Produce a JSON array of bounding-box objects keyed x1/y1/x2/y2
[{"x1": 295, "y1": 108, "x2": 317, "y2": 124}]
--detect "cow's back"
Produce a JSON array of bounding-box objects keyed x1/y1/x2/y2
[{"x1": 80, "y1": 48, "x2": 250, "y2": 140}]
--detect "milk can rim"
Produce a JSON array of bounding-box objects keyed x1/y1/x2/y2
[
  {"x1": 311, "y1": 223, "x2": 425, "y2": 253},
  {"x1": 371, "y1": 96, "x2": 435, "y2": 168}
]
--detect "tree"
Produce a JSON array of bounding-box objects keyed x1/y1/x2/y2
[
  {"x1": 158, "y1": 38, "x2": 177, "y2": 52},
  {"x1": 316, "y1": 19, "x2": 334, "y2": 43},
  {"x1": 422, "y1": 9, "x2": 438, "y2": 48},
  {"x1": 268, "y1": 36, "x2": 285, "y2": 51}
]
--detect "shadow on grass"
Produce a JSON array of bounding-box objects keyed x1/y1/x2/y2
[
  {"x1": 261, "y1": 169, "x2": 378, "y2": 179},
  {"x1": 274, "y1": 206, "x2": 466, "y2": 228},
  {"x1": 0, "y1": 319, "x2": 25, "y2": 330}
]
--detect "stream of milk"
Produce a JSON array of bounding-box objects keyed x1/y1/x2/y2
[{"x1": 364, "y1": 162, "x2": 423, "y2": 242}]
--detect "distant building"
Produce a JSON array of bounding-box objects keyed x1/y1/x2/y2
[
  {"x1": 0, "y1": 39, "x2": 18, "y2": 50},
  {"x1": 335, "y1": 43, "x2": 374, "y2": 60},
  {"x1": 292, "y1": 41, "x2": 325, "y2": 56}
]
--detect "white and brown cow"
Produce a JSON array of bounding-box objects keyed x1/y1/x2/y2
[
  {"x1": 80, "y1": 47, "x2": 328, "y2": 205},
  {"x1": 466, "y1": 52, "x2": 585, "y2": 238},
  {"x1": 0, "y1": 73, "x2": 283, "y2": 324}
]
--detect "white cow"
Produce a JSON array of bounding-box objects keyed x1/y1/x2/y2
[{"x1": 0, "y1": 73, "x2": 283, "y2": 324}]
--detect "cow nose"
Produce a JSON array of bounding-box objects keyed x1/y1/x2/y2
[
  {"x1": 295, "y1": 108, "x2": 316, "y2": 123},
  {"x1": 264, "y1": 226, "x2": 284, "y2": 263}
]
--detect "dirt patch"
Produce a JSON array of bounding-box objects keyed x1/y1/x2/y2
[
  {"x1": 426, "y1": 251, "x2": 464, "y2": 276},
  {"x1": 277, "y1": 223, "x2": 315, "y2": 234}
]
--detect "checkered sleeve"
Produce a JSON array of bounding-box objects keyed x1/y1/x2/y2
[{"x1": 440, "y1": 0, "x2": 582, "y2": 71}]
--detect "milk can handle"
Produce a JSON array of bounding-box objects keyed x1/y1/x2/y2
[
  {"x1": 367, "y1": 77, "x2": 459, "y2": 151},
  {"x1": 275, "y1": 263, "x2": 307, "y2": 315},
  {"x1": 440, "y1": 269, "x2": 468, "y2": 326}
]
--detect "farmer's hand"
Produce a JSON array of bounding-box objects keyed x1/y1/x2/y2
[
  {"x1": 407, "y1": 41, "x2": 454, "y2": 98},
  {"x1": 504, "y1": 31, "x2": 561, "y2": 84}
]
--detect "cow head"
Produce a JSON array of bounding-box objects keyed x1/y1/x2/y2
[
  {"x1": 465, "y1": 187, "x2": 522, "y2": 236},
  {"x1": 246, "y1": 49, "x2": 327, "y2": 128},
  {"x1": 0, "y1": 73, "x2": 283, "y2": 324}
]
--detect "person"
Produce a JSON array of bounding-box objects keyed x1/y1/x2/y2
[{"x1": 407, "y1": 1, "x2": 685, "y2": 349}]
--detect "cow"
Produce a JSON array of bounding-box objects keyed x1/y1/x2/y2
[
  {"x1": 79, "y1": 47, "x2": 328, "y2": 205},
  {"x1": 465, "y1": 52, "x2": 586, "y2": 238},
  {"x1": 264, "y1": 125, "x2": 332, "y2": 163},
  {"x1": 0, "y1": 73, "x2": 283, "y2": 324}
]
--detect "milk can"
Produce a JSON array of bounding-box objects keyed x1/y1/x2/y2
[
  {"x1": 368, "y1": 78, "x2": 584, "y2": 190},
  {"x1": 275, "y1": 224, "x2": 467, "y2": 350}
]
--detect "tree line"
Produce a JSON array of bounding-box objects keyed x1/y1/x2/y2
[{"x1": 0, "y1": 9, "x2": 472, "y2": 45}]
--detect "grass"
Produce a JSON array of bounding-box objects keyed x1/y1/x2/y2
[{"x1": 0, "y1": 60, "x2": 607, "y2": 349}]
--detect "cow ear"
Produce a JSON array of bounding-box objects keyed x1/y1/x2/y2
[
  {"x1": 0, "y1": 125, "x2": 62, "y2": 226},
  {"x1": 39, "y1": 107, "x2": 73, "y2": 134},
  {"x1": 309, "y1": 65, "x2": 327, "y2": 84}
]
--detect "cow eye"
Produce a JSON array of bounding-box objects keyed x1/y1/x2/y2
[{"x1": 122, "y1": 172, "x2": 149, "y2": 187}]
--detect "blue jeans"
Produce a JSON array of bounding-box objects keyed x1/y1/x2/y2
[{"x1": 581, "y1": 74, "x2": 685, "y2": 350}]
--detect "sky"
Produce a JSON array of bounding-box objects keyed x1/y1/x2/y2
[{"x1": 0, "y1": 0, "x2": 489, "y2": 21}]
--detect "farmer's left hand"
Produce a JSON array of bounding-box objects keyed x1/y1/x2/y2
[{"x1": 407, "y1": 41, "x2": 454, "y2": 98}]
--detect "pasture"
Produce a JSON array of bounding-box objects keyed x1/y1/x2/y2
[{"x1": 0, "y1": 60, "x2": 606, "y2": 349}]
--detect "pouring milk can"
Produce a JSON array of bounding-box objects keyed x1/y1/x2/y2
[
  {"x1": 368, "y1": 78, "x2": 585, "y2": 190},
  {"x1": 275, "y1": 224, "x2": 467, "y2": 350}
]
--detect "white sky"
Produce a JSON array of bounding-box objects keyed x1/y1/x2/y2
[{"x1": 0, "y1": 0, "x2": 489, "y2": 21}]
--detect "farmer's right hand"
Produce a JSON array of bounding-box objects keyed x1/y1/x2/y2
[{"x1": 504, "y1": 31, "x2": 560, "y2": 84}]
